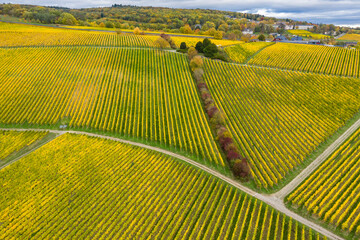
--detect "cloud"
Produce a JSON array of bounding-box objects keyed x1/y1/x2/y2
[{"x1": 7, "y1": 0, "x2": 360, "y2": 25}]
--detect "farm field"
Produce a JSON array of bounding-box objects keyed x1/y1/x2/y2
[
  {"x1": 338, "y1": 33, "x2": 360, "y2": 42},
  {"x1": 224, "y1": 42, "x2": 274, "y2": 63},
  {"x1": 288, "y1": 30, "x2": 330, "y2": 39},
  {"x1": 203, "y1": 59, "x2": 360, "y2": 189},
  {"x1": 0, "y1": 133, "x2": 325, "y2": 239},
  {"x1": 248, "y1": 42, "x2": 360, "y2": 78},
  {"x1": 287, "y1": 126, "x2": 360, "y2": 238},
  {"x1": 0, "y1": 130, "x2": 47, "y2": 161},
  {"x1": 0, "y1": 47, "x2": 225, "y2": 169}
]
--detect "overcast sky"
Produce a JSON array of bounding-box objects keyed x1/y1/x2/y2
[{"x1": 7, "y1": 0, "x2": 360, "y2": 27}]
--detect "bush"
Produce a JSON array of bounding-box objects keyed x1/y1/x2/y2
[
  {"x1": 193, "y1": 68, "x2": 204, "y2": 81},
  {"x1": 232, "y1": 158, "x2": 251, "y2": 178},
  {"x1": 195, "y1": 41, "x2": 203, "y2": 53},
  {"x1": 160, "y1": 33, "x2": 176, "y2": 49},
  {"x1": 189, "y1": 56, "x2": 203, "y2": 71},
  {"x1": 219, "y1": 136, "x2": 233, "y2": 149},
  {"x1": 203, "y1": 43, "x2": 218, "y2": 58},
  {"x1": 105, "y1": 21, "x2": 114, "y2": 28},
  {"x1": 225, "y1": 143, "x2": 238, "y2": 152},
  {"x1": 203, "y1": 38, "x2": 211, "y2": 48},
  {"x1": 188, "y1": 47, "x2": 198, "y2": 60},
  {"x1": 180, "y1": 42, "x2": 187, "y2": 49},
  {"x1": 133, "y1": 27, "x2": 141, "y2": 35},
  {"x1": 227, "y1": 150, "x2": 240, "y2": 160},
  {"x1": 207, "y1": 106, "x2": 218, "y2": 118},
  {"x1": 155, "y1": 37, "x2": 170, "y2": 49},
  {"x1": 214, "y1": 31, "x2": 223, "y2": 40},
  {"x1": 258, "y1": 34, "x2": 266, "y2": 41}
]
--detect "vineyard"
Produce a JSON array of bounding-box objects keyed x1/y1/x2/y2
[
  {"x1": 0, "y1": 133, "x2": 324, "y2": 239},
  {"x1": 0, "y1": 22, "x2": 239, "y2": 48},
  {"x1": 224, "y1": 42, "x2": 274, "y2": 63},
  {"x1": 0, "y1": 47, "x2": 225, "y2": 169},
  {"x1": 287, "y1": 127, "x2": 360, "y2": 237},
  {"x1": 203, "y1": 59, "x2": 360, "y2": 189},
  {"x1": 288, "y1": 30, "x2": 330, "y2": 39},
  {"x1": 248, "y1": 42, "x2": 360, "y2": 78},
  {"x1": 0, "y1": 130, "x2": 47, "y2": 160},
  {"x1": 338, "y1": 33, "x2": 360, "y2": 42},
  {"x1": 0, "y1": 22, "x2": 156, "y2": 47}
]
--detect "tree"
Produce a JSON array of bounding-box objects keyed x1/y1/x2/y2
[
  {"x1": 214, "y1": 31, "x2": 223, "y2": 40},
  {"x1": 60, "y1": 13, "x2": 77, "y2": 25},
  {"x1": 195, "y1": 41, "x2": 203, "y2": 53},
  {"x1": 105, "y1": 21, "x2": 114, "y2": 28},
  {"x1": 206, "y1": 27, "x2": 216, "y2": 36},
  {"x1": 99, "y1": 22, "x2": 105, "y2": 28},
  {"x1": 232, "y1": 158, "x2": 251, "y2": 178},
  {"x1": 226, "y1": 32, "x2": 237, "y2": 40},
  {"x1": 155, "y1": 37, "x2": 170, "y2": 49},
  {"x1": 160, "y1": 33, "x2": 176, "y2": 49},
  {"x1": 180, "y1": 24, "x2": 193, "y2": 34},
  {"x1": 133, "y1": 27, "x2": 141, "y2": 35},
  {"x1": 203, "y1": 43, "x2": 218, "y2": 58},
  {"x1": 190, "y1": 56, "x2": 203, "y2": 71},
  {"x1": 180, "y1": 42, "x2": 187, "y2": 49},
  {"x1": 202, "y1": 38, "x2": 211, "y2": 48},
  {"x1": 202, "y1": 21, "x2": 215, "y2": 31},
  {"x1": 258, "y1": 34, "x2": 265, "y2": 41},
  {"x1": 187, "y1": 47, "x2": 198, "y2": 60}
]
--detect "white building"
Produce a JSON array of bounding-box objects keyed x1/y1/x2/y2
[
  {"x1": 242, "y1": 28, "x2": 254, "y2": 35},
  {"x1": 296, "y1": 25, "x2": 314, "y2": 30}
]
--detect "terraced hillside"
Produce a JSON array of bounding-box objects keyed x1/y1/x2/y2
[
  {"x1": 0, "y1": 130, "x2": 47, "y2": 160},
  {"x1": 203, "y1": 59, "x2": 360, "y2": 189},
  {"x1": 0, "y1": 47, "x2": 225, "y2": 170},
  {"x1": 248, "y1": 42, "x2": 360, "y2": 78},
  {"x1": 287, "y1": 126, "x2": 360, "y2": 238},
  {"x1": 0, "y1": 133, "x2": 324, "y2": 239}
]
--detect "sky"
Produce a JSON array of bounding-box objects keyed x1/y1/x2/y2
[{"x1": 6, "y1": 0, "x2": 360, "y2": 27}]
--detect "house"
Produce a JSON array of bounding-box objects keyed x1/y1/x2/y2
[
  {"x1": 296, "y1": 25, "x2": 314, "y2": 30},
  {"x1": 291, "y1": 36, "x2": 303, "y2": 41},
  {"x1": 242, "y1": 28, "x2": 253, "y2": 35},
  {"x1": 273, "y1": 35, "x2": 287, "y2": 42}
]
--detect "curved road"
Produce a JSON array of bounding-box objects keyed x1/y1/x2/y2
[{"x1": 0, "y1": 127, "x2": 343, "y2": 240}]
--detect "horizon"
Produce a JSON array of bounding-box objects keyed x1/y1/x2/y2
[{"x1": 5, "y1": 0, "x2": 360, "y2": 27}]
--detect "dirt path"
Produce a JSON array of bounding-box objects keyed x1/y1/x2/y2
[
  {"x1": 274, "y1": 116, "x2": 360, "y2": 200},
  {"x1": 0, "y1": 131, "x2": 64, "y2": 170},
  {"x1": 0, "y1": 127, "x2": 343, "y2": 239}
]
